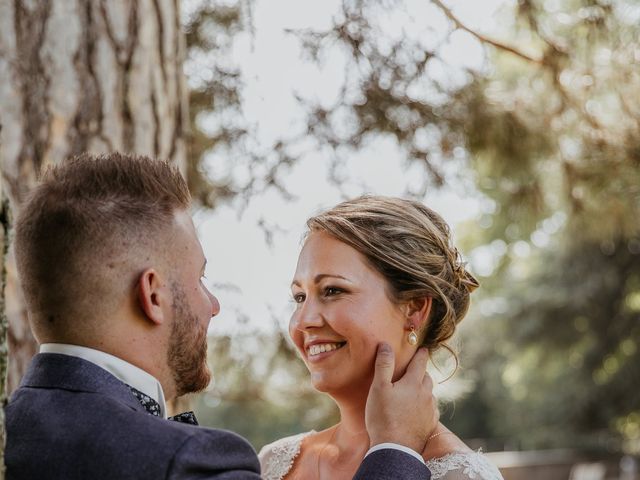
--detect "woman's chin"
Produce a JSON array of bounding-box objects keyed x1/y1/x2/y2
[
  {"x1": 309, "y1": 371, "x2": 374, "y2": 398},
  {"x1": 309, "y1": 372, "x2": 334, "y2": 392},
  {"x1": 309, "y1": 372, "x2": 352, "y2": 395}
]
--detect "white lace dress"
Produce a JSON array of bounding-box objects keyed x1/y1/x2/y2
[{"x1": 258, "y1": 432, "x2": 504, "y2": 480}]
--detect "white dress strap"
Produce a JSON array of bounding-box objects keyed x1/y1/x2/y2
[{"x1": 258, "y1": 431, "x2": 315, "y2": 480}]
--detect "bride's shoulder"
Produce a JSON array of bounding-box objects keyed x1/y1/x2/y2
[
  {"x1": 258, "y1": 431, "x2": 314, "y2": 459},
  {"x1": 258, "y1": 431, "x2": 315, "y2": 480},
  {"x1": 423, "y1": 432, "x2": 503, "y2": 479},
  {"x1": 426, "y1": 450, "x2": 504, "y2": 480}
]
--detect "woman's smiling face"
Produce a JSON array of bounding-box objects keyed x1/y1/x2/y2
[{"x1": 289, "y1": 231, "x2": 414, "y2": 397}]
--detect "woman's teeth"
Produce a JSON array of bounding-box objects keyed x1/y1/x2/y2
[{"x1": 308, "y1": 342, "x2": 345, "y2": 356}]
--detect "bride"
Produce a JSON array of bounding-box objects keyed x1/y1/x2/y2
[{"x1": 259, "y1": 196, "x2": 504, "y2": 480}]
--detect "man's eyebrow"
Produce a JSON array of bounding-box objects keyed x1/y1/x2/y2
[{"x1": 291, "y1": 274, "x2": 349, "y2": 287}]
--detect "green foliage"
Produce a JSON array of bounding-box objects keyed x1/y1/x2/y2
[
  {"x1": 184, "y1": 0, "x2": 304, "y2": 208},
  {"x1": 294, "y1": 0, "x2": 640, "y2": 240},
  {"x1": 454, "y1": 0, "x2": 640, "y2": 453},
  {"x1": 454, "y1": 237, "x2": 640, "y2": 452},
  {"x1": 184, "y1": 0, "x2": 250, "y2": 207}
]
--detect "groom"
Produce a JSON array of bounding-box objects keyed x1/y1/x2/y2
[{"x1": 5, "y1": 152, "x2": 437, "y2": 479}]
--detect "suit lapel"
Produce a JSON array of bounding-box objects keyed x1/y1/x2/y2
[{"x1": 18, "y1": 353, "x2": 145, "y2": 414}]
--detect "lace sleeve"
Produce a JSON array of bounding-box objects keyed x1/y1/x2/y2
[
  {"x1": 426, "y1": 451, "x2": 504, "y2": 480},
  {"x1": 258, "y1": 431, "x2": 314, "y2": 480}
]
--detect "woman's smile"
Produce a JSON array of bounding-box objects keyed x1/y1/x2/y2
[{"x1": 305, "y1": 340, "x2": 347, "y2": 361}]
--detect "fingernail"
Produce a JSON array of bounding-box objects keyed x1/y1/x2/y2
[{"x1": 379, "y1": 342, "x2": 392, "y2": 354}]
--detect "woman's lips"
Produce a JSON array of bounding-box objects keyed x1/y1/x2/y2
[{"x1": 306, "y1": 341, "x2": 346, "y2": 360}]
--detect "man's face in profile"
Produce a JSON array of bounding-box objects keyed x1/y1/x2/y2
[{"x1": 166, "y1": 211, "x2": 220, "y2": 396}]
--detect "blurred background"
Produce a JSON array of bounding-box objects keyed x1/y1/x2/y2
[{"x1": 1, "y1": 0, "x2": 639, "y2": 478}]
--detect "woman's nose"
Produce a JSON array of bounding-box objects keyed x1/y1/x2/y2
[{"x1": 294, "y1": 298, "x2": 324, "y2": 330}]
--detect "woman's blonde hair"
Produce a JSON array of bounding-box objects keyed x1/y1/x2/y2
[{"x1": 306, "y1": 195, "x2": 479, "y2": 352}]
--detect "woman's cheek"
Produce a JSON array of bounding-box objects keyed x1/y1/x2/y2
[{"x1": 359, "y1": 334, "x2": 384, "y2": 361}]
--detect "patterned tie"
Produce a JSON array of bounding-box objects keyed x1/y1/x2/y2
[{"x1": 128, "y1": 386, "x2": 199, "y2": 425}]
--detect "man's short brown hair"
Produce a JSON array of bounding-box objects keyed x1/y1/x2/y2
[{"x1": 14, "y1": 152, "x2": 191, "y2": 339}]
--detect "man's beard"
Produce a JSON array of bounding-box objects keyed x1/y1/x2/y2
[{"x1": 168, "y1": 283, "x2": 211, "y2": 397}]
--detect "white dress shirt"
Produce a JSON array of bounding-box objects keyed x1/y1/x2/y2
[{"x1": 39, "y1": 343, "x2": 168, "y2": 419}]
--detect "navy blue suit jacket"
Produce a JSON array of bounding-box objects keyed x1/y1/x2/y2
[{"x1": 6, "y1": 353, "x2": 431, "y2": 479}]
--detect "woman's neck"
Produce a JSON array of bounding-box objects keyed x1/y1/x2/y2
[
  {"x1": 331, "y1": 393, "x2": 370, "y2": 455},
  {"x1": 310, "y1": 390, "x2": 373, "y2": 478}
]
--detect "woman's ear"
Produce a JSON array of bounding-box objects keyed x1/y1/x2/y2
[
  {"x1": 404, "y1": 296, "x2": 433, "y2": 331},
  {"x1": 137, "y1": 268, "x2": 168, "y2": 325}
]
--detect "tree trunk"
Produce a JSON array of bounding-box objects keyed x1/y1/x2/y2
[
  {"x1": 0, "y1": 2, "x2": 188, "y2": 470},
  {"x1": 0, "y1": 129, "x2": 10, "y2": 480}
]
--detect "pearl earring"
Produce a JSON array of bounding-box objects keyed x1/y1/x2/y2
[{"x1": 407, "y1": 325, "x2": 418, "y2": 346}]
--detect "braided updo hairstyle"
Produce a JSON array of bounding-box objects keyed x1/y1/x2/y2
[{"x1": 306, "y1": 195, "x2": 479, "y2": 353}]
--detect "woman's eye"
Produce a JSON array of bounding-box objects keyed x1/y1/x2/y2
[
  {"x1": 292, "y1": 293, "x2": 306, "y2": 304},
  {"x1": 324, "y1": 286, "x2": 342, "y2": 296}
]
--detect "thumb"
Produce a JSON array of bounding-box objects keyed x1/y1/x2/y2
[{"x1": 372, "y1": 342, "x2": 395, "y2": 386}]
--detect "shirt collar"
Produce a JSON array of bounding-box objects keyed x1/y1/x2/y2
[{"x1": 39, "y1": 343, "x2": 168, "y2": 418}]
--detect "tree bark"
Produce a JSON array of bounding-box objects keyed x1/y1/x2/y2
[
  {"x1": 0, "y1": 128, "x2": 10, "y2": 480},
  {"x1": 0, "y1": 0, "x2": 187, "y2": 414}
]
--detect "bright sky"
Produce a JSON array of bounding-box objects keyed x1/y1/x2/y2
[{"x1": 195, "y1": 0, "x2": 511, "y2": 336}]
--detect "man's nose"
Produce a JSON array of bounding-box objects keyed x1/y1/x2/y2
[{"x1": 208, "y1": 291, "x2": 220, "y2": 317}]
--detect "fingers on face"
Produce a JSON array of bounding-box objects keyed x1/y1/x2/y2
[
  {"x1": 422, "y1": 370, "x2": 434, "y2": 389},
  {"x1": 373, "y1": 342, "x2": 396, "y2": 385},
  {"x1": 405, "y1": 347, "x2": 430, "y2": 381},
  {"x1": 431, "y1": 399, "x2": 441, "y2": 425},
  {"x1": 422, "y1": 375, "x2": 437, "y2": 418}
]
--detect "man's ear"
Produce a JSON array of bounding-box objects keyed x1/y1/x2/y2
[
  {"x1": 404, "y1": 296, "x2": 433, "y2": 332},
  {"x1": 137, "y1": 268, "x2": 169, "y2": 325}
]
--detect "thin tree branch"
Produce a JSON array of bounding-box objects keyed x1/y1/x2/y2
[{"x1": 430, "y1": 0, "x2": 542, "y2": 65}]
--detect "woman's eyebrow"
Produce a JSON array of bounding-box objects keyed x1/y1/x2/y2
[{"x1": 291, "y1": 274, "x2": 350, "y2": 288}]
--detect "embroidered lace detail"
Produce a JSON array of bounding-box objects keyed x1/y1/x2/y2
[
  {"x1": 258, "y1": 433, "x2": 504, "y2": 480},
  {"x1": 258, "y1": 431, "x2": 315, "y2": 480},
  {"x1": 426, "y1": 450, "x2": 504, "y2": 480}
]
